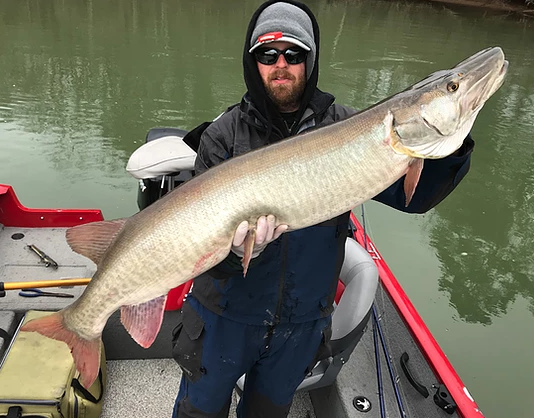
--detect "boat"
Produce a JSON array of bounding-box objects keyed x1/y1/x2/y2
[{"x1": 0, "y1": 128, "x2": 484, "y2": 418}]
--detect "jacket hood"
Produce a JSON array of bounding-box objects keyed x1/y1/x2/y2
[{"x1": 242, "y1": 0, "x2": 321, "y2": 140}]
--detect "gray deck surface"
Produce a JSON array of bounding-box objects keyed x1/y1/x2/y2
[
  {"x1": 1, "y1": 222, "x2": 459, "y2": 418},
  {"x1": 0, "y1": 225, "x2": 96, "y2": 313},
  {"x1": 311, "y1": 284, "x2": 455, "y2": 418},
  {"x1": 100, "y1": 359, "x2": 316, "y2": 418}
]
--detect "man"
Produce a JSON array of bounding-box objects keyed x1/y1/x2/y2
[{"x1": 172, "y1": 1, "x2": 474, "y2": 417}]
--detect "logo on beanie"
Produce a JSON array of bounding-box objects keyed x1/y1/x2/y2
[{"x1": 258, "y1": 31, "x2": 283, "y2": 44}]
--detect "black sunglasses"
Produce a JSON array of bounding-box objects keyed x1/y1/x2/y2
[{"x1": 253, "y1": 47, "x2": 308, "y2": 66}]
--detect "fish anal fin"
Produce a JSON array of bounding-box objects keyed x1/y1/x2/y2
[
  {"x1": 404, "y1": 158, "x2": 424, "y2": 206},
  {"x1": 120, "y1": 294, "x2": 167, "y2": 348},
  {"x1": 21, "y1": 312, "x2": 101, "y2": 389},
  {"x1": 241, "y1": 228, "x2": 256, "y2": 277},
  {"x1": 66, "y1": 218, "x2": 128, "y2": 265}
]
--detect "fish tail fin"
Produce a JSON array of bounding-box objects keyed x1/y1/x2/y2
[{"x1": 21, "y1": 312, "x2": 101, "y2": 388}]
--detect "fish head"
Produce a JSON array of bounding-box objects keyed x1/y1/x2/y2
[{"x1": 390, "y1": 47, "x2": 508, "y2": 159}]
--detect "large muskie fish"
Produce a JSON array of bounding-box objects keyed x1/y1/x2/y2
[{"x1": 22, "y1": 47, "x2": 508, "y2": 388}]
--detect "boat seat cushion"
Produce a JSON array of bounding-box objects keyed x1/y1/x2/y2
[
  {"x1": 331, "y1": 238, "x2": 378, "y2": 341},
  {"x1": 126, "y1": 136, "x2": 197, "y2": 179}
]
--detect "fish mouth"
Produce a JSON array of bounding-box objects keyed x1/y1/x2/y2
[
  {"x1": 500, "y1": 60, "x2": 509, "y2": 77},
  {"x1": 460, "y1": 47, "x2": 508, "y2": 113}
]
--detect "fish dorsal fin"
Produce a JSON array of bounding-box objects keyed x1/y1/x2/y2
[
  {"x1": 66, "y1": 218, "x2": 128, "y2": 265},
  {"x1": 120, "y1": 295, "x2": 167, "y2": 348},
  {"x1": 404, "y1": 158, "x2": 424, "y2": 207}
]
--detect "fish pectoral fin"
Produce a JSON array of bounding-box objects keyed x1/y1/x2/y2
[
  {"x1": 404, "y1": 158, "x2": 424, "y2": 207},
  {"x1": 241, "y1": 228, "x2": 257, "y2": 277},
  {"x1": 120, "y1": 294, "x2": 167, "y2": 348},
  {"x1": 21, "y1": 312, "x2": 102, "y2": 389},
  {"x1": 66, "y1": 218, "x2": 128, "y2": 265}
]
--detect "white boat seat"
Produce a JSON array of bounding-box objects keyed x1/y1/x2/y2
[
  {"x1": 127, "y1": 129, "x2": 197, "y2": 210},
  {"x1": 126, "y1": 134, "x2": 196, "y2": 179}
]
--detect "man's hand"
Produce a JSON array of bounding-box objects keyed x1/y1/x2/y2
[{"x1": 231, "y1": 215, "x2": 288, "y2": 275}]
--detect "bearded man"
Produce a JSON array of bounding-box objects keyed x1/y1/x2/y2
[{"x1": 171, "y1": 1, "x2": 474, "y2": 417}]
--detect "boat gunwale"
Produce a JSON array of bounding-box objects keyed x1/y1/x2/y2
[{"x1": 0, "y1": 184, "x2": 103, "y2": 228}]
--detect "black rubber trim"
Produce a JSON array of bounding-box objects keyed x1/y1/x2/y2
[
  {"x1": 0, "y1": 328, "x2": 11, "y2": 345},
  {"x1": 71, "y1": 369, "x2": 104, "y2": 403}
]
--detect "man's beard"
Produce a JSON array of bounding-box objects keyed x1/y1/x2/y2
[{"x1": 265, "y1": 70, "x2": 306, "y2": 112}]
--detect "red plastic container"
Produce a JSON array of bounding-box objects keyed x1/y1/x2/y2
[{"x1": 164, "y1": 280, "x2": 193, "y2": 310}]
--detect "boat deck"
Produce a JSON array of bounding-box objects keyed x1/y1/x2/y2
[
  {"x1": 0, "y1": 225, "x2": 95, "y2": 313},
  {"x1": 101, "y1": 359, "x2": 317, "y2": 418},
  {"x1": 0, "y1": 221, "x2": 460, "y2": 418}
]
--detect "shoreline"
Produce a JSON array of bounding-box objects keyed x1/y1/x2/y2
[{"x1": 422, "y1": 0, "x2": 534, "y2": 14}]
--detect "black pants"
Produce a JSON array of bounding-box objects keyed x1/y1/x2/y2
[{"x1": 172, "y1": 297, "x2": 330, "y2": 418}]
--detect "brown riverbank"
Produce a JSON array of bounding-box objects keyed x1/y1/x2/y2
[{"x1": 425, "y1": 0, "x2": 534, "y2": 14}]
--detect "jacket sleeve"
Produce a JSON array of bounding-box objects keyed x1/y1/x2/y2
[
  {"x1": 332, "y1": 103, "x2": 358, "y2": 121},
  {"x1": 194, "y1": 123, "x2": 230, "y2": 176},
  {"x1": 373, "y1": 134, "x2": 474, "y2": 213}
]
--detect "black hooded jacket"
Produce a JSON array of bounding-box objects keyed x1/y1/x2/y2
[
  {"x1": 191, "y1": 0, "x2": 474, "y2": 325},
  {"x1": 242, "y1": 0, "x2": 322, "y2": 139}
]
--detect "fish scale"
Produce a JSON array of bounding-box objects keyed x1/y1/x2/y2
[{"x1": 20, "y1": 47, "x2": 508, "y2": 389}]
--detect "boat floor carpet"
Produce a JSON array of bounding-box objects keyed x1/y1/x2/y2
[{"x1": 100, "y1": 358, "x2": 316, "y2": 418}]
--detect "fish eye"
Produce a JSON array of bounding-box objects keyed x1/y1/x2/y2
[{"x1": 447, "y1": 81, "x2": 459, "y2": 92}]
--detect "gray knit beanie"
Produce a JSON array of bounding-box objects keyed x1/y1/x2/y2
[{"x1": 249, "y1": 2, "x2": 316, "y2": 79}]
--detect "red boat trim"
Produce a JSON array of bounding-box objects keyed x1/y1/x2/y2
[
  {"x1": 350, "y1": 212, "x2": 483, "y2": 418},
  {"x1": 0, "y1": 184, "x2": 103, "y2": 228}
]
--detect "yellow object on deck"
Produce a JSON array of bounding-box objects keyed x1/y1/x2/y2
[{"x1": 3, "y1": 278, "x2": 91, "y2": 291}]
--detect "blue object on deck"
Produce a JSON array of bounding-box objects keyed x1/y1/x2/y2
[{"x1": 18, "y1": 288, "x2": 74, "y2": 298}]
